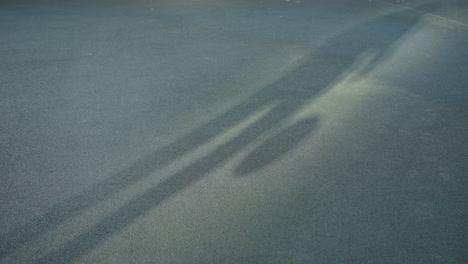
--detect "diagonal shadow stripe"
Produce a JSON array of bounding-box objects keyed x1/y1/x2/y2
[
  {"x1": 34, "y1": 7, "x2": 429, "y2": 262},
  {"x1": 34, "y1": 101, "x2": 308, "y2": 264},
  {"x1": 234, "y1": 116, "x2": 320, "y2": 176},
  {"x1": 1, "y1": 3, "x2": 436, "y2": 262},
  {"x1": 0, "y1": 94, "x2": 266, "y2": 259}
]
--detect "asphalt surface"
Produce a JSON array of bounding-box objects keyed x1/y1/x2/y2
[{"x1": 1, "y1": 0, "x2": 467, "y2": 263}]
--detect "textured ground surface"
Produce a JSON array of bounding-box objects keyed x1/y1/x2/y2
[{"x1": 1, "y1": 0, "x2": 467, "y2": 263}]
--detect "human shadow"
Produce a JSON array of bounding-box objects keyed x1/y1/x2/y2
[
  {"x1": 0, "y1": 3, "x2": 436, "y2": 263},
  {"x1": 234, "y1": 116, "x2": 320, "y2": 176}
]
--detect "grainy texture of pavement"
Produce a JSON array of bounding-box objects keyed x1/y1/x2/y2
[{"x1": 1, "y1": 0, "x2": 467, "y2": 263}]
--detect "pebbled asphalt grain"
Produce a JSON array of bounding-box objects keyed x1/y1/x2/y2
[{"x1": 1, "y1": 0, "x2": 467, "y2": 263}]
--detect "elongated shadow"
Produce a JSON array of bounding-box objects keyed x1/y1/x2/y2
[
  {"x1": 0, "y1": 4, "x2": 436, "y2": 263},
  {"x1": 234, "y1": 116, "x2": 320, "y2": 176}
]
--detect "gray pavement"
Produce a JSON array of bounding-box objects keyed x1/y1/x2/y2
[
  {"x1": 1, "y1": 0, "x2": 467, "y2": 263},
  {"x1": 386, "y1": 0, "x2": 468, "y2": 26}
]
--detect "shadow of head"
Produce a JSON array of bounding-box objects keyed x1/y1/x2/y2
[
  {"x1": 414, "y1": 2, "x2": 442, "y2": 13},
  {"x1": 389, "y1": 1, "x2": 442, "y2": 12},
  {"x1": 233, "y1": 116, "x2": 319, "y2": 176}
]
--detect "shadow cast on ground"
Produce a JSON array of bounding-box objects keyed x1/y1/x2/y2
[
  {"x1": 0, "y1": 3, "x2": 438, "y2": 263},
  {"x1": 234, "y1": 116, "x2": 319, "y2": 176}
]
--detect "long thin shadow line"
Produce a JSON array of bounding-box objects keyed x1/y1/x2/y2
[
  {"x1": 0, "y1": 37, "x2": 316, "y2": 258},
  {"x1": 34, "y1": 9, "x2": 427, "y2": 260},
  {"x1": 2, "y1": 5, "x2": 430, "y2": 260},
  {"x1": 0, "y1": 95, "x2": 268, "y2": 259},
  {"x1": 35, "y1": 101, "x2": 309, "y2": 264},
  {"x1": 0, "y1": 18, "x2": 325, "y2": 257},
  {"x1": 234, "y1": 116, "x2": 319, "y2": 175}
]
